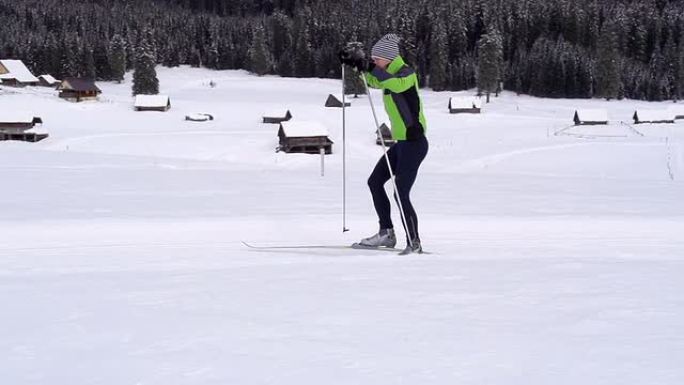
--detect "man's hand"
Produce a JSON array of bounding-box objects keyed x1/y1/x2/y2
[{"x1": 338, "y1": 45, "x2": 374, "y2": 72}]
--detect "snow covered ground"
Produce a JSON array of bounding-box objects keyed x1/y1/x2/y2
[{"x1": 1, "y1": 67, "x2": 683, "y2": 384}]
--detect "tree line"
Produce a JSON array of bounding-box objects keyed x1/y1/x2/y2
[{"x1": 1, "y1": 0, "x2": 683, "y2": 101}]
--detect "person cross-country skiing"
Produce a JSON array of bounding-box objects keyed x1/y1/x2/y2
[{"x1": 339, "y1": 33, "x2": 428, "y2": 255}]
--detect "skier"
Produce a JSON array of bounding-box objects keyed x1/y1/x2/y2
[{"x1": 339, "y1": 33, "x2": 429, "y2": 255}]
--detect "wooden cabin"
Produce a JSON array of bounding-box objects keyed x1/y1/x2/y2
[
  {"x1": 573, "y1": 109, "x2": 609, "y2": 125},
  {"x1": 38, "y1": 74, "x2": 60, "y2": 87},
  {"x1": 57, "y1": 78, "x2": 101, "y2": 102},
  {"x1": 277, "y1": 121, "x2": 333, "y2": 154},
  {"x1": 448, "y1": 97, "x2": 482, "y2": 114},
  {"x1": 0, "y1": 60, "x2": 39, "y2": 87},
  {"x1": 262, "y1": 110, "x2": 292, "y2": 124},
  {"x1": 633, "y1": 110, "x2": 675, "y2": 124},
  {"x1": 0, "y1": 114, "x2": 43, "y2": 133},
  {"x1": 0, "y1": 114, "x2": 48, "y2": 142},
  {"x1": 376, "y1": 123, "x2": 396, "y2": 146},
  {"x1": 325, "y1": 94, "x2": 350, "y2": 108},
  {"x1": 134, "y1": 95, "x2": 171, "y2": 112}
]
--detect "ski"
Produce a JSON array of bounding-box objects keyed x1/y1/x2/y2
[
  {"x1": 241, "y1": 241, "x2": 398, "y2": 252},
  {"x1": 241, "y1": 241, "x2": 429, "y2": 254}
]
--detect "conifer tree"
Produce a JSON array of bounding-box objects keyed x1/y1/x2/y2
[
  {"x1": 132, "y1": 32, "x2": 159, "y2": 95},
  {"x1": 477, "y1": 30, "x2": 503, "y2": 102},
  {"x1": 60, "y1": 38, "x2": 80, "y2": 79},
  {"x1": 292, "y1": 7, "x2": 314, "y2": 78},
  {"x1": 429, "y1": 19, "x2": 449, "y2": 91},
  {"x1": 82, "y1": 47, "x2": 97, "y2": 80},
  {"x1": 248, "y1": 24, "x2": 273, "y2": 76},
  {"x1": 596, "y1": 24, "x2": 621, "y2": 100},
  {"x1": 110, "y1": 34, "x2": 127, "y2": 83},
  {"x1": 93, "y1": 40, "x2": 111, "y2": 80},
  {"x1": 677, "y1": 31, "x2": 684, "y2": 101},
  {"x1": 270, "y1": 11, "x2": 294, "y2": 76}
]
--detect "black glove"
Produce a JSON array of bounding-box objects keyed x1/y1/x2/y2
[{"x1": 338, "y1": 45, "x2": 375, "y2": 73}]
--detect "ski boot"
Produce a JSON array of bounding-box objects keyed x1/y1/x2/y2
[
  {"x1": 353, "y1": 228, "x2": 396, "y2": 249},
  {"x1": 399, "y1": 238, "x2": 422, "y2": 255}
]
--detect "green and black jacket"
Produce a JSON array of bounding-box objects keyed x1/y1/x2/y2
[{"x1": 364, "y1": 55, "x2": 427, "y2": 141}]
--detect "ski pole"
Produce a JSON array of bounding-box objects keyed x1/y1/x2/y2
[
  {"x1": 359, "y1": 74, "x2": 413, "y2": 249},
  {"x1": 341, "y1": 64, "x2": 349, "y2": 232}
]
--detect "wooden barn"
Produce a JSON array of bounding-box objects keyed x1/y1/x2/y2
[
  {"x1": 38, "y1": 74, "x2": 60, "y2": 87},
  {"x1": 0, "y1": 60, "x2": 39, "y2": 87},
  {"x1": 134, "y1": 94, "x2": 171, "y2": 112},
  {"x1": 448, "y1": 97, "x2": 482, "y2": 114},
  {"x1": 57, "y1": 78, "x2": 101, "y2": 102},
  {"x1": 376, "y1": 123, "x2": 396, "y2": 146},
  {"x1": 277, "y1": 121, "x2": 333, "y2": 154},
  {"x1": 325, "y1": 94, "x2": 350, "y2": 108},
  {"x1": 262, "y1": 109, "x2": 292, "y2": 124},
  {"x1": 633, "y1": 110, "x2": 675, "y2": 124},
  {"x1": 0, "y1": 114, "x2": 48, "y2": 142},
  {"x1": 573, "y1": 109, "x2": 609, "y2": 125}
]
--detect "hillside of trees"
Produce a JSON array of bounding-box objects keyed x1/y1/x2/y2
[{"x1": 1, "y1": 0, "x2": 683, "y2": 101}]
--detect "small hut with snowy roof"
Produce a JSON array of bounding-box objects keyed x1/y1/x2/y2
[
  {"x1": 633, "y1": 110, "x2": 674, "y2": 124},
  {"x1": 0, "y1": 60, "x2": 39, "y2": 87},
  {"x1": 38, "y1": 75, "x2": 60, "y2": 87},
  {"x1": 134, "y1": 95, "x2": 171, "y2": 112},
  {"x1": 0, "y1": 113, "x2": 47, "y2": 142},
  {"x1": 57, "y1": 78, "x2": 101, "y2": 102},
  {"x1": 573, "y1": 109, "x2": 609, "y2": 125},
  {"x1": 262, "y1": 109, "x2": 292, "y2": 124},
  {"x1": 277, "y1": 121, "x2": 333, "y2": 154},
  {"x1": 448, "y1": 97, "x2": 482, "y2": 114}
]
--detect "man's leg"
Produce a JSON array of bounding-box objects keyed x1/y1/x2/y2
[{"x1": 393, "y1": 138, "x2": 428, "y2": 243}]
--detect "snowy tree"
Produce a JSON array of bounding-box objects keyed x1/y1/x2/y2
[
  {"x1": 248, "y1": 24, "x2": 273, "y2": 76},
  {"x1": 293, "y1": 26, "x2": 313, "y2": 77},
  {"x1": 677, "y1": 32, "x2": 684, "y2": 101},
  {"x1": 60, "y1": 37, "x2": 80, "y2": 79},
  {"x1": 270, "y1": 11, "x2": 294, "y2": 76},
  {"x1": 595, "y1": 24, "x2": 621, "y2": 100},
  {"x1": 429, "y1": 19, "x2": 449, "y2": 91},
  {"x1": 94, "y1": 40, "x2": 111, "y2": 80},
  {"x1": 110, "y1": 34, "x2": 127, "y2": 83},
  {"x1": 477, "y1": 30, "x2": 503, "y2": 102},
  {"x1": 132, "y1": 32, "x2": 159, "y2": 95},
  {"x1": 82, "y1": 47, "x2": 97, "y2": 80}
]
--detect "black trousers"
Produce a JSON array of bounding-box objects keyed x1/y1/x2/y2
[{"x1": 367, "y1": 136, "x2": 428, "y2": 242}]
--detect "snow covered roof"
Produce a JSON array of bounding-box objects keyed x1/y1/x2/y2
[
  {"x1": 633, "y1": 109, "x2": 674, "y2": 122},
  {"x1": 0, "y1": 113, "x2": 42, "y2": 124},
  {"x1": 449, "y1": 97, "x2": 482, "y2": 109},
  {"x1": 39, "y1": 74, "x2": 59, "y2": 84},
  {"x1": 574, "y1": 109, "x2": 609, "y2": 122},
  {"x1": 185, "y1": 113, "x2": 213, "y2": 122},
  {"x1": 58, "y1": 78, "x2": 101, "y2": 92},
  {"x1": 0, "y1": 60, "x2": 39, "y2": 83},
  {"x1": 280, "y1": 121, "x2": 329, "y2": 138},
  {"x1": 135, "y1": 94, "x2": 170, "y2": 108}
]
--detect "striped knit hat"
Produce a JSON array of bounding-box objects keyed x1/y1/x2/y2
[{"x1": 371, "y1": 33, "x2": 401, "y2": 61}]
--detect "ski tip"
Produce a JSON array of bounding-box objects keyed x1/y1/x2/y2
[{"x1": 241, "y1": 241, "x2": 257, "y2": 248}]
